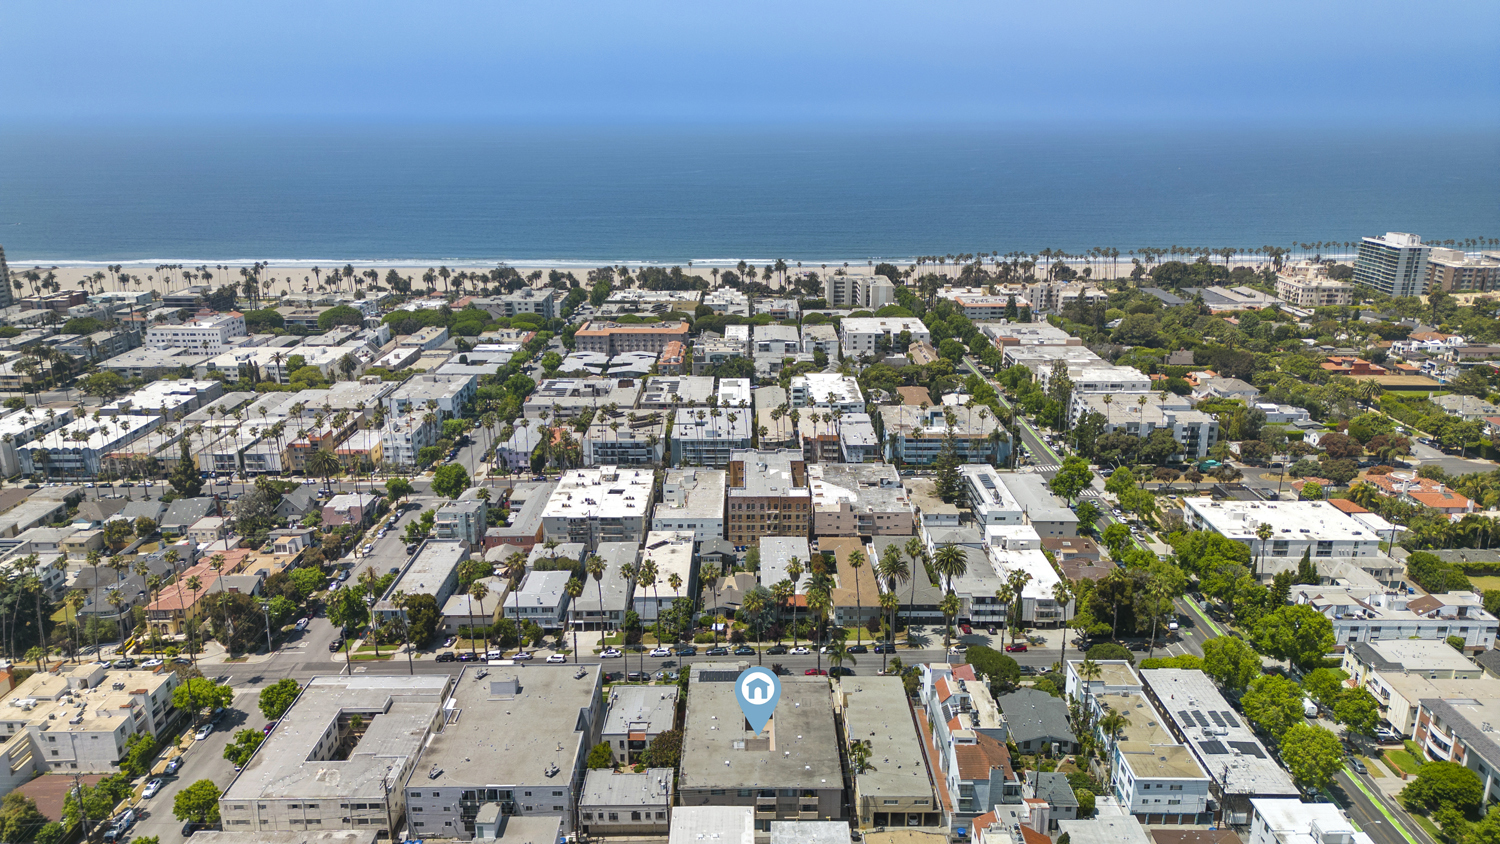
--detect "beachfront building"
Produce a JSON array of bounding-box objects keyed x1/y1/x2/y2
[
  {"x1": 726, "y1": 449, "x2": 811, "y2": 546},
  {"x1": 840, "y1": 317, "x2": 930, "y2": 358},
  {"x1": 1426, "y1": 248, "x2": 1500, "y2": 293},
  {"x1": 541, "y1": 465, "x2": 654, "y2": 549},
  {"x1": 1355, "y1": 232, "x2": 1431, "y2": 297},
  {"x1": 1275, "y1": 261, "x2": 1355, "y2": 307},
  {"x1": 145, "y1": 310, "x2": 247, "y2": 353}
]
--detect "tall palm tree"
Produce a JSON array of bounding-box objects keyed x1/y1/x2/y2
[
  {"x1": 878, "y1": 591, "x2": 899, "y2": 672},
  {"x1": 786, "y1": 558, "x2": 803, "y2": 648},
  {"x1": 878, "y1": 548, "x2": 911, "y2": 634},
  {"x1": 847, "y1": 549, "x2": 867, "y2": 645},
  {"x1": 741, "y1": 589, "x2": 766, "y2": 665},
  {"x1": 185, "y1": 576, "x2": 203, "y2": 663},
  {"x1": 939, "y1": 593, "x2": 960, "y2": 652},
  {"x1": 903, "y1": 536, "x2": 927, "y2": 626},
  {"x1": 564, "y1": 577, "x2": 584, "y2": 661},
  {"x1": 1054, "y1": 578, "x2": 1075, "y2": 670},
  {"x1": 65, "y1": 589, "x2": 86, "y2": 662},
  {"x1": 1003, "y1": 569, "x2": 1032, "y2": 646},
  {"x1": 808, "y1": 586, "x2": 831, "y2": 674},
  {"x1": 1080, "y1": 658, "x2": 1102, "y2": 719},
  {"x1": 586, "y1": 554, "x2": 607, "y2": 634},
  {"x1": 393, "y1": 591, "x2": 415, "y2": 675},
  {"x1": 504, "y1": 553, "x2": 527, "y2": 652},
  {"x1": 1099, "y1": 706, "x2": 1132, "y2": 780},
  {"x1": 467, "y1": 581, "x2": 490, "y2": 657},
  {"x1": 933, "y1": 544, "x2": 968, "y2": 596},
  {"x1": 1254, "y1": 522, "x2": 1273, "y2": 580},
  {"x1": 666, "y1": 573, "x2": 683, "y2": 647},
  {"x1": 639, "y1": 560, "x2": 659, "y2": 646}
]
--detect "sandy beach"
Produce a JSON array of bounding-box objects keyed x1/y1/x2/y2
[{"x1": 16, "y1": 253, "x2": 1314, "y2": 299}]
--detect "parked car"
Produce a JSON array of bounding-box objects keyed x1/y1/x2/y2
[
  {"x1": 443, "y1": 637, "x2": 456, "y2": 648},
  {"x1": 649, "y1": 647, "x2": 672, "y2": 658},
  {"x1": 1347, "y1": 757, "x2": 1368, "y2": 775},
  {"x1": 457, "y1": 652, "x2": 477, "y2": 662},
  {"x1": 804, "y1": 668, "x2": 827, "y2": 676},
  {"x1": 112, "y1": 657, "x2": 136, "y2": 669},
  {"x1": 1374, "y1": 728, "x2": 1403, "y2": 744},
  {"x1": 484, "y1": 650, "x2": 505, "y2": 661},
  {"x1": 511, "y1": 651, "x2": 533, "y2": 661},
  {"x1": 829, "y1": 667, "x2": 855, "y2": 677},
  {"x1": 627, "y1": 672, "x2": 646, "y2": 682},
  {"x1": 164, "y1": 757, "x2": 183, "y2": 775},
  {"x1": 141, "y1": 658, "x2": 164, "y2": 668},
  {"x1": 194, "y1": 724, "x2": 213, "y2": 741},
  {"x1": 767, "y1": 645, "x2": 788, "y2": 655},
  {"x1": 948, "y1": 644, "x2": 969, "y2": 655},
  {"x1": 329, "y1": 637, "x2": 344, "y2": 652},
  {"x1": 546, "y1": 654, "x2": 566, "y2": 663},
  {"x1": 873, "y1": 643, "x2": 895, "y2": 654},
  {"x1": 733, "y1": 645, "x2": 756, "y2": 656},
  {"x1": 790, "y1": 646, "x2": 810, "y2": 656},
  {"x1": 600, "y1": 648, "x2": 623, "y2": 659},
  {"x1": 960, "y1": 624, "x2": 973, "y2": 635},
  {"x1": 706, "y1": 647, "x2": 729, "y2": 656},
  {"x1": 142, "y1": 778, "x2": 163, "y2": 798},
  {"x1": 294, "y1": 618, "x2": 310, "y2": 631},
  {"x1": 673, "y1": 645, "x2": 698, "y2": 656},
  {"x1": 1005, "y1": 643, "x2": 1028, "y2": 653},
  {"x1": 847, "y1": 644, "x2": 868, "y2": 654},
  {"x1": 435, "y1": 652, "x2": 457, "y2": 663}
]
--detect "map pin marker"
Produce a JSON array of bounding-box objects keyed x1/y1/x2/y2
[{"x1": 735, "y1": 666, "x2": 781, "y2": 735}]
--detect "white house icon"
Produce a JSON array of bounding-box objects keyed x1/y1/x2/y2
[{"x1": 741, "y1": 676, "x2": 773, "y2": 705}]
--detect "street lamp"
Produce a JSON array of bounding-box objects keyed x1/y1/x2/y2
[{"x1": 259, "y1": 601, "x2": 274, "y2": 655}]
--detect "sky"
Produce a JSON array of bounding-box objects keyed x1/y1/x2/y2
[{"x1": 1, "y1": 1, "x2": 1497, "y2": 127}]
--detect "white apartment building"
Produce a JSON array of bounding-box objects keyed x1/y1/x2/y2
[
  {"x1": 752, "y1": 324, "x2": 802, "y2": 357},
  {"x1": 823, "y1": 273, "x2": 867, "y2": 309},
  {"x1": 653, "y1": 469, "x2": 726, "y2": 542},
  {"x1": 1248, "y1": 799, "x2": 1372, "y2": 844},
  {"x1": 379, "y1": 411, "x2": 440, "y2": 468},
  {"x1": 1354, "y1": 232, "x2": 1431, "y2": 297},
  {"x1": 541, "y1": 465, "x2": 654, "y2": 549},
  {"x1": 840, "y1": 317, "x2": 930, "y2": 357},
  {"x1": 789, "y1": 372, "x2": 865, "y2": 413},
  {"x1": 0, "y1": 406, "x2": 75, "y2": 477},
  {"x1": 1095, "y1": 691, "x2": 1212, "y2": 824},
  {"x1": 21, "y1": 413, "x2": 160, "y2": 477},
  {"x1": 145, "y1": 311, "x2": 247, "y2": 353},
  {"x1": 500, "y1": 569, "x2": 571, "y2": 630},
  {"x1": 1275, "y1": 261, "x2": 1355, "y2": 307},
  {"x1": 801, "y1": 323, "x2": 840, "y2": 358},
  {"x1": 1040, "y1": 363, "x2": 1152, "y2": 396},
  {"x1": 1070, "y1": 394, "x2": 1218, "y2": 460},
  {"x1": 1291, "y1": 585, "x2": 1499, "y2": 652},
  {"x1": 634, "y1": 530, "x2": 696, "y2": 621},
  {"x1": 1340, "y1": 639, "x2": 1490, "y2": 735},
  {"x1": 960, "y1": 465, "x2": 1025, "y2": 526},
  {"x1": 1183, "y1": 499, "x2": 1381, "y2": 560}
]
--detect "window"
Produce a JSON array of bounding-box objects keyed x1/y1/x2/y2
[
  {"x1": 582, "y1": 813, "x2": 593, "y2": 821},
  {"x1": 1169, "y1": 785, "x2": 1183, "y2": 791},
  {"x1": 656, "y1": 812, "x2": 666, "y2": 820},
  {"x1": 609, "y1": 813, "x2": 619, "y2": 821},
  {"x1": 631, "y1": 812, "x2": 642, "y2": 821}
]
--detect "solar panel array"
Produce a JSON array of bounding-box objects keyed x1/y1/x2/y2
[
  {"x1": 1208, "y1": 711, "x2": 1225, "y2": 727},
  {"x1": 1221, "y1": 711, "x2": 1240, "y2": 728},
  {"x1": 1199, "y1": 740, "x2": 1228, "y2": 755},
  {"x1": 1192, "y1": 711, "x2": 1211, "y2": 728},
  {"x1": 1227, "y1": 741, "x2": 1266, "y2": 758},
  {"x1": 698, "y1": 670, "x2": 741, "y2": 683}
]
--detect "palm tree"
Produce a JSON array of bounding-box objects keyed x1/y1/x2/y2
[
  {"x1": 878, "y1": 548, "x2": 911, "y2": 634},
  {"x1": 741, "y1": 589, "x2": 766, "y2": 665},
  {"x1": 1079, "y1": 658, "x2": 1102, "y2": 718},
  {"x1": 933, "y1": 544, "x2": 967, "y2": 596},
  {"x1": 827, "y1": 636, "x2": 855, "y2": 677},
  {"x1": 786, "y1": 558, "x2": 804, "y2": 647},
  {"x1": 639, "y1": 560, "x2": 659, "y2": 646},
  {"x1": 586, "y1": 554, "x2": 607, "y2": 635},
  {"x1": 466, "y1": 580, "x2": 490, "y2": 657},
  {"x1": 1255, "y1": 522, "x2": 1273, "y2": 580},
  {"x1": 1003, "y1": 569, "x2": 1032, "y2": 646},
  {"x1": 808, "y1": 586, "x2": 831, "y2": 674},
  {"x1": 392, "y1": 591, "x2": 416, "y2": 675},
  {"x1": 1146, "y1": 576, "x2": 1172, "y2": 659},
  {"x1": 504, "y1": 553, "x2": 527, "y2": 653},
  {"x1": 848, "y1": 549, "x2": 867, "y2": 645},
  {"x1": 903, "y1": 536, "x2": 927, "y2": 625},
  {"x1": 1054, "y1": 579, "x2": 1075, "y2": 669},
  {"x1": 185, "y1": 575, "x2": 203, "y2": 663},
  {"x1": 65, "y1": 589, "x2": 86, "y2": 662},
  {"x1": 620, "y1": 562, "x2": 641, "y2": 674},
  {"x1": 564, "y1": 577, "x2": 584, "y2": 662},
  {"x1": 666, "y1": 573, "x2": 683, "y2": 647},
  {"x1": 878, "y1": 591, "x2": 899, "y2": 672},
  {"x1": 939, "y1": 593, "x2": 960, "y2": 651},
  {"x1": 1099, "y1": 706, "x2": 1132, "y2": 780}
]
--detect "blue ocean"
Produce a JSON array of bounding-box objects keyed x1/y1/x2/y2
[{"x1": 0, "y1": 124, "x2": 1495, "y2": 265}]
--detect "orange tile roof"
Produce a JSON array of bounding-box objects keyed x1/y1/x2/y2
[
  {"x1": 1408, "y1": 490, "x2": 1471, "y2": 509},
  {"x1": 955, "y1": 732, "x2": 1014, "y2": 781},
  {"x1": 952, "y1": 664, "x2": 978, "y2": 681},
  {"x1": 1327, "y1": 498, "x2": 1368, "y2": 514}
]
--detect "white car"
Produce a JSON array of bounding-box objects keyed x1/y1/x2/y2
[
  {"x1": 511, "y1": 651, "x2": 534, "y2": 661},
  {"x1": 194, "y1": 724, "x2": 212, "y2": 741},
  {"x1": 294, "y1": 618, "x2": 310, "y2": 631},
  {"x1": 600, "y1": 648, "x2": 623, "y2": 659},
  {"x1": 484, "y1": 650, "x2": 505, "y2": 661},
  {"x1": 141, "y1": 778, "x2": 163, "y2": 799},
  {"x1": 649, "y1": 647, "x2": 672, "y2": 658},
  {"x1": 1167, "y1": 618, "x2": 1180, "y2": 631},
  {"x1": 546, "y1": 654, "x2": 567, "y2": 663},
  {"x1": 140, "y1": 658, "x2": 164, "y2": 668},
  {"x1": 790, "y1": 646, "x2": 811, "y2": 656}
]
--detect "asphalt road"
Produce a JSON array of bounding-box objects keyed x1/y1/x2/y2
[
  {"x1": 1332, "y1": 767, "x2": 1430, "y2": 844},
  {"x1": 125, "y1": 690, "x2": 259, "y2": 844}
]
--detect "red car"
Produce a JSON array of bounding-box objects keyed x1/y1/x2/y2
[
  {"x1": 1005, "y1": 643, "x2": 1028, "y2": 653},
  {"x1": 960, "y1": 624, "x2": 973, "y2": 635},
  {"x1": 804, "y1": 668, "x2": 827, "y2": 675}
]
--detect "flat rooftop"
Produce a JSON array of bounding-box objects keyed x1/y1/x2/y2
[
  {"x1": 658, "y1": 469, "x2": 727, "y2": 523},
  {"x1": 1185, "y1": 498, "x2": 1376, "y2": 544},
  {"x1": 377, "y1": 540, "x2": 466, "y2": 612},
  {"x1": 1140, "y1": 669, "x2": 1298, "y2": 796},
  {"x1": 1095, "y1": 692, "x2": 1206, "y2": 781},
  {"x1": 680, "y1": 663, "x2": 842, "y2": 792},
  {"x1": 810, "y1": 464, "x2": 910, "y2": 515},
  {"x1": 421, "y1": 664, "x2": 603, "y2": 787},
  {"x1": 604, "y1": 685, "x2": 679, "y2": 736},
  {"x1": 582, "y1": 768, "x2": 674, "y2": 807},
  {"x1": 835, "y1": 676, "x2": 935, "y2": 801},
  {"x1": 543, "y1": 466, "x2": 654, "y2": 521},
  {"x1": 222, "y1": 675, "x2": 450, "y2": 802}
]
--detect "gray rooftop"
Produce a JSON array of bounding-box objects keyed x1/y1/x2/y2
[
  {"x1": 222, "y1": 675, "x2": 450, "y2": 803},
  {"x1": 680, "y1": 663, "x2": 842, "y2": 791},
  {"x1": 729, "y1": 449, "x2": 808, "y2": 499},
  {"x1": 760, "y1": 536, "x2": 813, "y2": 592},
  {"x1": 604, "y1": 685, "x2": 679, "y2": 737},
  {"x1": 581, "y1": 768, "x2": 674, "y2": 807},
  {"x1": 1140, "y1": 668, "x2": 1299, "y2": 798},
  {"x1": 420, "y1": 664, "x2": 603, "y2": 788},
  {"x1": 835, "y1": 676, "x2": 935, "y2": 802},
  {"x1": 378, "y1": 540, "x2": 467, "y2": 611},
  {"x1": 1058, "y1": 815, "x2": 1152, "y2": 844},
  {"x1": 995, "y1": 688, "x2": 1077, "y2": 747},
  {"x1": 770, "y1": 821, "x2": 851, "y2": 844}
]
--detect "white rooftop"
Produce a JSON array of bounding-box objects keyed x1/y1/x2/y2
[{"x1": 543, "y1": 466, "x2": 654, "y2": 521}]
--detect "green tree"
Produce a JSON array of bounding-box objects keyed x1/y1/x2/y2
[
  {"x1": 1279, "y1": 723, "x2": 1343, "y2": 791},
  {"x1": 1048, "y1": 456, "x2": 1094, "y2": 504},
  {"x1": 431, "y1": 464, "x2": 471, "y2": 499},
  {"x1": 1400, "y1": 761, "x2": 1484, "y2": 814},
  {"x1": 586, "y1": 742, "x2": 614, "y2": 769},
  {"x1": 1101, "y1": 523, "x2": 1131, "y2": 557},
  {"x1": 1086, "y1": 642, "x2": 1134, "y2": 664},
  {"x1": 317, "y1": 304, "x2": 365, "y2": 331},
  {"x1": 172, "y1": 677, "x2": 233, "y2": 721},
  {"x1": 964, "y1": 645, "x2": 1021, "y2": 693},
  {"x1": 1301, "y1": 668, "x2": 1349, "y2": 709},
  {"x1": 121, "y1": 732, "x2": 158, "y2": 777},
  {"x1": 1334, "y1": 687, "x2": 1380, "y2": 736},
  {"x1": 385, "y1": 477, "x2": 415, "y2": 503},
  {"x1": 641, "y1": 729, "x2": 683, "y2": 768},
  {"x1": 0, "y1": 793, "x2": 49, "y2": 844},
  {"x1": 1252, "y1": 604, "x2": 1334, "y2": 670},
  {"x1": 173, "y1": 780, "x2": 223, "y2": 824},
  {"x1": 1241, "y1": 674, "x2": 1305, "y2": 739},
  {"x1": 258, "y1": 679, "x2": 301, "y2": 720},
  {"x1": 170, "y1": 438, "x2": 204, "y2": 497},
  {"x1": 403, "y1": 593, "x2": 441, "y2": 647},
  {"x1": 223, "y1": 729, "x2": 265, "y2": 767},
  {"x1": 288, "y1": 567, "x2": 326, "y2": 600},
  {"x1": 1201, "y1": 635, "x2": 1261, "y2": 693}
]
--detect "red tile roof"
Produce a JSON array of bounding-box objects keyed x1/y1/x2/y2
[{"x1": 955, "y1": 732, "x2": 1014, "y2": 781}]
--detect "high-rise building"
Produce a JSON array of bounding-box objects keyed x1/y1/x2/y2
[
  {"x1": 1426, "y1": 248, "x2": 1500, "y2": 293},
  {"x1": 1354, "y1": 232, "x2": 1431, "y2": 297}
]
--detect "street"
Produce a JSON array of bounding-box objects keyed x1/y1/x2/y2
[{"x1": 126, "y1": 691, "x2": 258, "y2": 844}]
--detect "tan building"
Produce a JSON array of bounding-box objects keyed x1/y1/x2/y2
[
  {"x1": 726, "y1": 449, "x2": 810, "y2": 546},
  {"x1": 835, "y1": 676, "x2": 940, "y2": 830},
  {"x1": 1426, "y1": 248, "x2": 1500, "y2": 293},
  {"x1": 809, "y1": 464, "x2": 915, "y2": 538},
  {"x1": 1274, "y1": 262, "x2": 1354, "y2": 307},
  {"x1": 573, "y1": 320, "x2": 690, "y2": 356},
  {"x1": 657, "y1": 340, "x2": 687, "y2": 375}
]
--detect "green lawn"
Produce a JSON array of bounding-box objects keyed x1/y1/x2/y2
[
  {"x1": 1467, "y1": 575, "x2": 1500, "y2": 591},
  {"x1": 1384, "y1": 747, "x2": 1425, "y2": 777}
]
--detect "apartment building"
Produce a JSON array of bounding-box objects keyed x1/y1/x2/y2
[
  {"x1": 579, "y1": 770, "x2": 674, "y2": 838},
  {"x1": 434, "y1": 498, "x2": 487, "y2": 548},
  {"x1": 1183, "y1": 499, "x2": 1381, "y2": 561},
  {"x1": 1341, "y1": 639, "x2": 1490, "y2": 735},
  {"x1": 808, "y1": 463, "x2": 915, "y2": 537},
  {"x1": 540, "y1": 465, "x2": 654, "y2": 549},
  {"x1": 1354, "y1": 232, "x2": 1431, "y2": 297},
  {"x1": 726, "y1": 449, "x2": 811, "y2": 546},
  {"x1": 840, "y1": 317, "x2": 931, "y2": 357},
  {"x1": 835, "y1": 676, "x2": 941, "y2": 829},
  {"x1": 379, "y1": 411, "x2": 440, "y2": 468},
  {"x1": 657, "y1": 340, "x2": 687, "y2": 375},
  {"x1": 877, "y1": 405, "x2": 1007, "y2": 466},
  {"x1": 1275, "y1": 261, "x2": 1355, "y2": 307},
  {"x1": 1070, "y1": 394, "x2": 1218, "y2": 460},
  {"x1": 654, "y1": 469, "x2": 727, "y2": 542},
  {"x1": 145, "y1": 310, "x2": 247, "y2": 353},
  {"x1": 800, "y1": 323, "x2": 840, "y2": 358},
  {"x1": 789, "y1": 373, "x2": 864, "y2": 413},
  {"x1": 1427, "y1": 248, "x2": 1500, "y2": 293},
  {"x1": 1291, "y1": 584, "x2": 1499, "y2": 652},
  {"x1": 1092, "y1": 691, "x2": 1211, "y2": 824},
  {"x1": 472, "y1": 288, "x2": 563, "y2": 320},
  {"x1": 573, "y1": 320, "x2": 690, "y2": 356}
]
